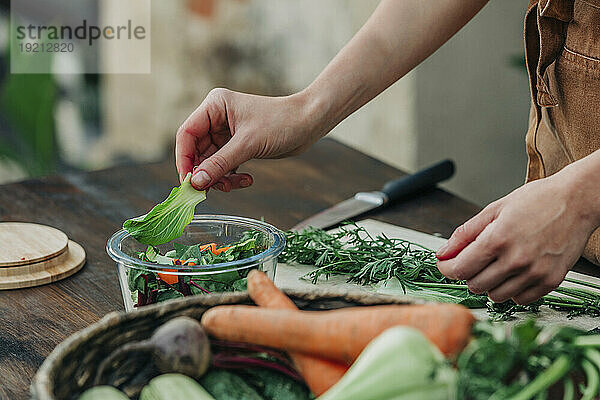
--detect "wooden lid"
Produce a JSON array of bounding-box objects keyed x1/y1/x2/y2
[
  {"x1": 0, "y1": 222, "x2": 68, "y2": 266},
  {"x1": 0, "y1": 223, "x2": 86, "y2": 290}
]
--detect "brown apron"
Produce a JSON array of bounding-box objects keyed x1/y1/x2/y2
[{"x1": 524, "y1": 0, "x2": 600, "y2": 265}]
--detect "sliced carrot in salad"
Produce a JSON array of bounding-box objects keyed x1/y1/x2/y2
[
  {"x1": 158, "y1": 268, "x2": 179, "y2": 285},
  {"x1": 157, "y1": 244, "x2": 232, "y2": 284},
  {"x1": 199, "y1": 243, "x2": 217, "y2": 253},
  {"x1": 213, "y1": 246, "x2": 231, "y2": 255},
  {"x1": 198, "y1": 243, "x2": 230, "y2": 255}
]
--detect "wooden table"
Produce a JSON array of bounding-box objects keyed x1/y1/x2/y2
[{"x1": 0, "y1": 138, "x2": 591, "y2": 399}]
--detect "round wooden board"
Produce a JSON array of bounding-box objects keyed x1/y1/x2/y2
[
  {"x1": 0, "y1": 240, "x2": 86, "y2": 290},
  {"x1": 0, "y1": 223, "x2": 69, "y2": 266}
]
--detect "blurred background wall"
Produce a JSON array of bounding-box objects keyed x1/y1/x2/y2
[{"x1": 0, "y1": 0, "x2": 529, "y2": 206}]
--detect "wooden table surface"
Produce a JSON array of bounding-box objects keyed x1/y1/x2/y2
[{"x1": 0, "y1": 138, "x2": 592, "y2": 399}]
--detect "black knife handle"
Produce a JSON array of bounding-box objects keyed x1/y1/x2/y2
[{"x1": 381, "y1": 159, "x2": 455, "y2": 203}]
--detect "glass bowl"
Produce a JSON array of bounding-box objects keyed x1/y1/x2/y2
[{"x1": 107, "y1": 215, "x2": 286, "y2": 311}]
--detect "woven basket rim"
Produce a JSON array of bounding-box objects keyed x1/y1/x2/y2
[{"x1": 31, "y1": 288, "x2": 421, "y2": 400}]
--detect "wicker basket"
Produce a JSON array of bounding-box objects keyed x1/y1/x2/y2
[{"x1": 31, "y1": 288, "x2": 416, "y2": 400}]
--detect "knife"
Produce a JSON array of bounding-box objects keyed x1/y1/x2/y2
[{"x1": 291, "y1": 159, "x2": 455, "y2": 231}]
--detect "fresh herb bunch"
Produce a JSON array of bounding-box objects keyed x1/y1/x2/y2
[
  {"x1": 128, "y1": 231, "x2": 265, "y2": 307},
  {"x1": 281, "y1": 222, "x2": 600, "y2": 320},
  {"x1": 458, "y1": 320, "x2": 600, "y2": 400}
]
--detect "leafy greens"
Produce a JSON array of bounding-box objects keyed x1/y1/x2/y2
[
  {"x1": 128, "y1": 232, "x2": 264, "y2": 307},
  {"x1": 458, "y1": 320, "x2": 600, "y2": 400},
  {"x1": 123, "y1": 172, "x2": 206, "y2": 246}
]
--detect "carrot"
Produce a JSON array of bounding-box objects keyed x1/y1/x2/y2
[
  {"x1": 157, "y1": 243, "x2": 220, "y2": 284},
  {"x1": 197, "y1": 242, "x2": 230, "y2": 255},
  {"x1": 247, "y1": 270, "x2": 348, "y2": 395},
  {"x1": 157, "y1": 269, "x2": 179, "y2": 285},
  {"x1": 212, "y1": 246, "x2": 230, "y2": 255},
  {"x1": 199, "y1": 243, "x2": 217, "y2": 253},
  {"x1": 201, "y1": 303, "x2": 475, "y2": 365},
  {"x1": 247, "y1": 269, "x2": 296, "y2": 308}
]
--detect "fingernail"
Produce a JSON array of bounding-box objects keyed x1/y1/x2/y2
[
  {"x1": 436, "y1": 242, "x2": 449, "y2": 258},
  {"x1": 240, "y1": 178, "x2": 251, "y2": 188},
  {"x1": 191, "y1": 170, "x2": 211, "y2": 189}
]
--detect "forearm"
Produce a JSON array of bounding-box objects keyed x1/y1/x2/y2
[
  {"x1": 299, "y1": 0, "x2": 488, "y2": 136},
  {"x1": 559, "y1": 149, "x2": 600, "y2": 227}
]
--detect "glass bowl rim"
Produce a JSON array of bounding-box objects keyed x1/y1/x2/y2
[{"x1": 106, "y1": 214, "x2": 286, "y2": 274}]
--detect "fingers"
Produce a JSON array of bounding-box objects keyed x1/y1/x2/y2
[
  {"x1": 436, "y1": 204, "x2": 498, "y2": 260},
  {"x1": 175, "y1": 107, "x2": 212, "y2": 183},
  {"x1": 212, "y1": 173, "x2": 254, "y2": 192},
  {"x1": 512, "y1": 265, "x2": 565, "y2": 305},
  {"x1": 486, "y1": 273, "x2": 533, "y2": 304},
  {"x1": 175, "y1": 133, "x2": 197, "y2": 183},
  {"x1": 437, "y1": 223, "x2": 498, "y2": 281},
  {"x1": 465, "y1": 260, "x2": 516, "y2": 294},
  {"x1": 225, "y1": 173, "x2": 254, "y2": 190},
  {"x1": 175, "y1": 89, "x2": 229, "y2": 183},
  {"x1": 190, "y1": 139, "x2": 252, "y2": 190},
  {"x1": 511, "y1": 286, "x2": 552, "y2": 306}
]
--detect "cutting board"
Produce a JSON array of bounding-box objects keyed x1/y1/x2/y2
[
  {"x1": 0, "y1": 223, "x2": 86, "y2": 290},
  {"x1": 275, "y1": 219, "x2": 600, "y2": 330}
]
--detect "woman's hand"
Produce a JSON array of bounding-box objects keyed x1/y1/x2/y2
[
  {"x1": 175, "y1": 88, "x2": 324, "y2": 191},
  {"x1": 436, "y1": 160, "x2": 600, "y2": 305}
]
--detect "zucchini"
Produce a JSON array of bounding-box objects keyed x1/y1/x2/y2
[
  {"x1": 200, "y1": 370, "x2": 264, "y2": 400},
  {"x1": 238, "y1": 368, "x2": 310, "y2": 400},
  {"x1": 140, "y1": 373, "x2": 215, "y2": 400},
  {"x1": 78, "y1": 386, "x2": 129, "y2": 400}
]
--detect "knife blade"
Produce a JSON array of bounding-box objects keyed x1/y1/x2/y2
[{"x1": 291, "y1": 159, "x2": 455, "y2": 231}]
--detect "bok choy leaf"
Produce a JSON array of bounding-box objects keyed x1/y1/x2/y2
[{"x1": 123, "y1": 173, "x2": 206, "y2": 245}]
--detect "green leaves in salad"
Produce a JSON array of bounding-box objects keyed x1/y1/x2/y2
[
  {"x1": 123, "y1": 172, "x2": 206, "y2": 246},
  {"x1": 128, "y1": 232, "x2": 264, "y2": 307},
  {"x1": 170, "y1": 236, "x2": 259, "y2": 265}
]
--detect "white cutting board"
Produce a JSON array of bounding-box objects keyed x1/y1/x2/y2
[{"x1": 274, "y1": 219, "x2": 600, "y2": 330}]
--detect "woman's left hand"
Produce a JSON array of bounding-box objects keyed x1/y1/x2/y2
[{"x1": 436, "y1": 164, "x2": 599, "y2": 305}]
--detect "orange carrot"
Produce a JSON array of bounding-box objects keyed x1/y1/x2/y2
[
  {"x1": 158, "y1": 243, "x2": 220, "y2": 284},
  {"x1": 158, "y1": 269, "x2": 179, "y2": 285},
  {"x1": 247, "y1": 270, "x2": 296, "y2": 308},
  {"x1": 247, "y1": 270, "x2": 348, "y2": 395},
  {"x1": 212, "y1": 246, "x2": 230, "y2": 255},
  {"x1": 199, "y1": 243, "x2": 217, "y2": 253},
  {"x1": 201, "y1": 303, "x2": 474, "y2": 365}
]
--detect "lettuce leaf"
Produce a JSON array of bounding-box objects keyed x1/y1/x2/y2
[{"x1": 123, "y1": 173, "x2": 206, "y2": 246}]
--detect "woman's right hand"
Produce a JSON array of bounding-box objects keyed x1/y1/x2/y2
[{"x1": 175, "y1": 88, "x2": 323, "y2": 192}]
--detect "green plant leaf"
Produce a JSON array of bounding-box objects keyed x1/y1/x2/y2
[
  {"x1": 123, "y1": 173, "x2": 206, "y2": 246},
  {"x1": 127, "y1": 269, "x2": 147, "y2": 293},
  {"x1": 375, "y1": 278, "x2": 488, "y2": 308},
  {"x1": 0, "y1": 28, "x2": 57, "y2": 176},
  {"x1": 173, "y1": 242, "x2": 201, "y2": 260},
  {"x1": 156, "y1": 288, "x2": 184, "y2": 302},
  {"x1": 232, "y1": 277, "x2": 248, "y2": 291}
]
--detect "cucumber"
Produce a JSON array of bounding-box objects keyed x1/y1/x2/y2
[
  {"x1": 140, "y1": 373, "x2": 215, "y2": 400},
  {"x1": 200, "y1": 370, "x2": 264, "y2": 400},
  {"x1": 78, "y1": 386, "x2": 129, "y2": 400},
  {"x1": 239, "y1": 368, "x2": 310, "y2": 400}
]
